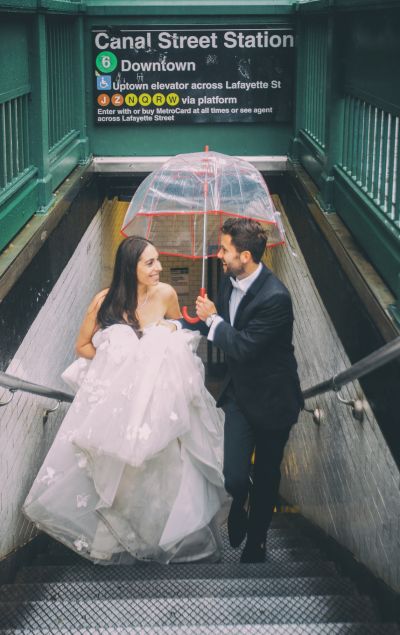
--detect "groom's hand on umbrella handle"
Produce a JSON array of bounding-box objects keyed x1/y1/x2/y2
[{"x1": 196, "y1": 294, "x2": 217, "y2": 321}]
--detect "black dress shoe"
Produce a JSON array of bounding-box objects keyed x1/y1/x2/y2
[
  {"x1": 227, "y1": 503, "x2": 248, "y2": 548},
  {"x1": 240, "y1": 541, "x2": 266, "y2": 563}
]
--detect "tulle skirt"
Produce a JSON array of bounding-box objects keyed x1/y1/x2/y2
[{"x1": 23, "y1": 325, "x2": 227, "y2": 563}]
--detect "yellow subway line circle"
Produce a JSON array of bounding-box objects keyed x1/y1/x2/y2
[
  {"x1": 166, "y1": 93, "x2": 180, "y2": 106},
  {"x1": 152, "y1": 93, "x2": 166, "y2": 106},
  {"x1": 122, "y1": 92, "x2": 181, "y2": 108},
  {"x1": 125, "y1": 93, "x2": 138, "y2": 107},
  {"x1": 139, "y1": 93, "x2": 152, "y2": 106}
]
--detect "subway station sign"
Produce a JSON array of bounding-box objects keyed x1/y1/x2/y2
[{"x1": 93, "y1": 27, "x2": 294, "y2": 125}]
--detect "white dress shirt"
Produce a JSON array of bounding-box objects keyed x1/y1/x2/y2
[{"x1": 208, "y1": 263, "x2": 262, "y2": 341}]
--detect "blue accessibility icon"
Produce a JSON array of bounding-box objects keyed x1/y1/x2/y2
[{"x1": 97, "y1": 75, "x2": 112, "y2": 90}]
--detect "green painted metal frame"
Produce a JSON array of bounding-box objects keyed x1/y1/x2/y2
[
  {"x1": 0, "y1": 0, "x2": 296, "y2": 256},
  {"x1": 0, "y1": 1, "x2": 85, "y2": 11},
  {"x1": 0, "y1": 8, "x2": 89, "y2": 251},
  {"x1": 291, "y1": 1, "x2": 400, "y2": 310},
  {"x1": 84, "y1": 2, "x2": 295, "y2": 16},
  {"x1": 297, "y1": 0, "x2": 400, "y2": 11},
  {"x1": 1, "y1": 0, "x2": 399, "y2": 314}
]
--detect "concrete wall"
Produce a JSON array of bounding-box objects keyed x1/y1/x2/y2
[
  {"x1": 274, "y1": 212, "x2": 400, "y2": 593},
  {"x1": 0, "y1": 206, "x2": 105, "y2": 559}
]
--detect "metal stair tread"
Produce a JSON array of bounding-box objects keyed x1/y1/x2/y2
[
  {"x1": 0, "y1": 625, "x2": 399, "y2": 635},
  {"x1": 267, "y1": 514, "x2": 306, "y2": 529},
  {"x1": 38, "y1": 529, "x2": 314, "y2": 565},
  {"x1": 0, "y1": 595, "x2": 380, "y2": 629},
  {"x1": 16, "y1": 560, "x2": 340, "y2": 583},
  {"x1": 0, "y1": 576, "x2": 357, "y2": 602},
  {"x1": 32, "y1": 546, "x2": 327, "y2": 567}
]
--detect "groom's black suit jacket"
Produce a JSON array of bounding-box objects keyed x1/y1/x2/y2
[{"x1": 191, "y1": 264, "x2": 303, "y2": 431}]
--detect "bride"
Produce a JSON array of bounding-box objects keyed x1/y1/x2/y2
[{"x1": 23, "y1": 237, "x2": 226, "y2": 564}]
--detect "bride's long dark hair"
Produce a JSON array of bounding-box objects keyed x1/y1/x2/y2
[{"x1": 97, "y1": 236, "x2": 153, "y2": 334}]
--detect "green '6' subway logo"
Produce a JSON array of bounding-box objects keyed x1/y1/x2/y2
[{"x1": 96, "y1": 52, "x2": 118, "y2": 73}]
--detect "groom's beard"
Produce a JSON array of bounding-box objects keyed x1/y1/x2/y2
[{"x1": 222, "y1": 262, "x2": 246, "y2": 279}]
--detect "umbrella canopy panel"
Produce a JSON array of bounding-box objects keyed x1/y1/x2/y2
[{"x1": 122, "y1": 151, "x2": 284, "y2": 258}]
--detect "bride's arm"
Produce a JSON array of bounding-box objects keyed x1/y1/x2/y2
[
  {"x1": 75, "y1": 291, "x2": 107, "y2": 359},
  {"x1": 164, "y1": 286, "x2": 182, "y2": 320}
]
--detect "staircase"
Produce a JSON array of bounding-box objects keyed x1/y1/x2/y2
[{"x1": 0, "y1": 513, "x2": 398, "y2": 633}]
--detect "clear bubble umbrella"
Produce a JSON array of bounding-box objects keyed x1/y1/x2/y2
[{"x1": 122, "y1": 148, "x2": 284, "y2": 322}]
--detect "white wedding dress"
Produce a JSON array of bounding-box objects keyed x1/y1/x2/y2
[{"x1": 23, "y1": 325, "x2": 227, "y2": 564}]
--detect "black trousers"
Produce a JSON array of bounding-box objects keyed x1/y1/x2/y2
[{"x1": 222, "y1": 396, "x2": 291, "y2": 544}]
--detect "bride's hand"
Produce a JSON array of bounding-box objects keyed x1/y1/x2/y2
[{"x1": 156, "y1": 320, "x2": 177, "y2": 333}]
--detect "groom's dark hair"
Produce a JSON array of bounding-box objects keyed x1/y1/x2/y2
[
  {"x1": 97, "y1": 236, "x2": 153, "y2": 334},
  {"x1": 222, "y1": 218, "x2": 267, "y2": 263}
]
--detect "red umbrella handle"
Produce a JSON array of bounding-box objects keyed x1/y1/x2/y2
[{"x1": 182, "y1": 288, "x2": 206, "y2": 324}]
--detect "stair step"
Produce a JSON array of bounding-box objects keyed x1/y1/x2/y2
[
  {"x1": 16, "y1": 560, "x2": 339, "y2": 584},
  {"x1": 269, "y1": 514, "x2": 305, "y2": 529},
  {"x1": 223, "y1": 528, "x2": 315, "y2": 550},
  {"x1": 35, "y1": 529, "x2": 314, "y2": 566},
  {"x1": 1, "y1": 626, "x2": 399, "y2": 635},
  {"x1": 32, "y1": 546, "x2": 325, "y2": 567},
  {"x1": 0, "y1": 576, "x2": 356, "y2": 603},
  {"x1": 0, "y1": 596, "x2": 379, "y2": 630}
]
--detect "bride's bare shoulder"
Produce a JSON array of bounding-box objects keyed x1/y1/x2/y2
[
  {"x1": 155, "y1": 283, "x2": 181, "y2": 318},
  {"x1": 156, "y1": 282, "x2": 178, "y2": 300}
]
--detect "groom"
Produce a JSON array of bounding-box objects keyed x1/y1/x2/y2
[{"x1": 193, "y1": 218, "x2": 303, "y2": 563}]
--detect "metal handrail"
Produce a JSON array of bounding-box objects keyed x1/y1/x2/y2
[
  {"x1": 0, "y1": 371, "x2": 73, "y2": 405},
  {"x1": 0, "y1": 336, "x2": 399, "y2": 420},
  {"x1": 302, "y1": 335, "x2": 400, "y2": 400}
]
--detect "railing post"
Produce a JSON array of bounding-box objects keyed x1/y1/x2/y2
[
  {"x1": 290, "y1": 8, "x2": 305, "y2": 163},
  {"x1": 388, "y1": 273, "x2": 400, "y2": 326},
  {"x1": 74, "y1": 14, "x2": 90, "y2": 164},
  {"x1": 289, "y1": 9, "x2": 330, "y2": 189},
  {"x1": 318, "y1": 11, "x2": 343, "y2": 213},
  {"x1": 29, "y1": 13, "x2": 53, "y2": 213}
]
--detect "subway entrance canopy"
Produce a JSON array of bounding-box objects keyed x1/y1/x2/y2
[
  {"x1": 0, "y1": 0, "x2": 399, "y2": 314},
  {"x1": 2, "y1": 0, "x2": 400, "y2": 625}
]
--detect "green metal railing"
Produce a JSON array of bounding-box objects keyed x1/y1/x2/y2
[
  {"x1": 294, "y1": 2, "x2": 400, "y2": 302},
  {"x1": 1, "y1": 336, "x2": 399, "y2": 428},
  {"x1": 300, "y1": 18, "x2": 328, "y2": 150},
  {"x1": 340, "y1": 95, "x2": 400, "y2": 231},
  {"x1": 0, "y1": 93, "x2": 31, "y2": 191},
  {"x1": 0, "y1": 9, "x2": 88, "y2": 252},
  {"x1": 47, "y1": 18, "x2": 77, "y2": 151}
]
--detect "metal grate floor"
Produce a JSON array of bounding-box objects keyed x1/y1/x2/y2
[
  {"x1": 1, "y1": 512, "x2": 398, "y2": 632},
  {"x1": 0, "y1": 625, "x2": 399, "y2": 635},
  {"x1": 0, "y1": 595, "x2": 379, "y2": 630},
  {"x1": 0, "y1": 576, "x2": 355, "y2": 603},
  {"x1": 34, "y1": 527, "x2": 315, "y2": 567},
  {"x1": 16, "y1": 559, "x2": 339, "y2": 584}
]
